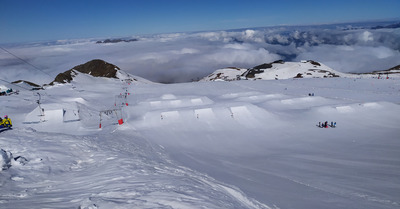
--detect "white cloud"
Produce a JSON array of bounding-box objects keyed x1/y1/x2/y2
[
  {"x1": 172, "y1": 48, "x2": 199, "y2": 55},
  {"x1": 360, "y1": 31, "x2": 374, "y2": 42},
  {"x1": 296, "y1": 45, "x2": 400, "y2": 73},
  {"x1": 374, "y1": 46, "x2": 396, "y2": 59},
  {"x1": 244, "y1": 30, "x2": 255, "y2": 39},
  {"x1": 337, "y1": 45, "x2": 355, "y2": 51},
  {"x1": 41, "y1": 46, "x2": 75, "y2": 53},
  {"x1": 1, "y1": 24, "x2": 399, "y2": 84},
  {"x1": 222, "y1": 43, "x2": 253, "y2": 50},
  {"x1": 205, "y1": 46, "x2": 280, "y2": 66}
]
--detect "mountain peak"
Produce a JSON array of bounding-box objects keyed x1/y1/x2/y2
[{"x1": 50, "y1": 59, "x2": 120, "y2": 85}]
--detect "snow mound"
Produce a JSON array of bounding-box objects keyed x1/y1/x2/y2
[
  {"x1": 0, "y1": 149, "x2": 13, "y2": 171},
  {"x1": 139, "y1": 96, "x2": 214, "y2": 109},
  {"x1": 161, "y1": 94, "x2": 177, "y2": 100},
  {"x1": 24, "y1": 102, "x2": 80, "y2": 124},
  {"x1": 0, "y1": 84, "x2": 8, "y2": 91},
  {"x1": 194, "y1": 108, "x2": 215, "y2": 120},
  {"x1": 266, "y1": 96, "x2": 333, "y2": 110},
  {"x1": 0, "y1": 149, "x2": 27, "y2": 171},
  {"x1": 336, "y1": 105, "x2": 354, "y2": 113}
]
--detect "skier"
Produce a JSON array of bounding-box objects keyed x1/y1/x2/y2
[
  {"x1": 0, "y1": 115, "x2": 12, "y2": 128},
  {"x1": 4, "y1": 115, "x2": 12, "y2": 127}
]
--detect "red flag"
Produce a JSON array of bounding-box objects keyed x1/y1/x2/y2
[{"x1": 118, "y1": 119, "x2": 124, "y2": 125}]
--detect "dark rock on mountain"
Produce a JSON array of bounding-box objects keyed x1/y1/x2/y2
[
  {"x1": 242, "y1": 68, "x2": 264, "y2": 78},
  {"x1": 371, "y1": 22, "x2": 400, "y2": 30},
  {"x1": 294, "y1": 73, "x2": 303, "y2": 78},
  {"x1": 272, "y1": 60, "x2": 285, "y2": 64},
  {"x1": 96, "y1": 38, "x2": 138, "y2": 44},
  {"x1": 253, "y1": 63, "x2": 272, "y2": 70},
  {"x1": 50, "y1": 59, "x2": 120, "y2": 85},
  {"x1": 308, "y1": 60, "x2": 321, "y2": 66},
  {"x1": 12, "y1": 80, "x2": 41, "y2": 87},
  {"x1": 243, "y1": 62, "x2": 275, "y2": 78},
  {"x1": 12, "y1": 80, "x2": 43, "y2": 90}
]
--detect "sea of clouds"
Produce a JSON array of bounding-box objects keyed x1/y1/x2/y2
[{"x1": 1, "y1": 21, "x2": 399, "y2": 84}]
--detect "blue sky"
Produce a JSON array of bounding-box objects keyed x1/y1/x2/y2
[{"x1": 1, "y1": 0, "x2": 399, "y2": 44}]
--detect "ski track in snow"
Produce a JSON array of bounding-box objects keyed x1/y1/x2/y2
[
  {"x1": 0, "y1": 128, "x2": 270, "y2": 209},
  {"x1": 1, "y1": 76, "x2": 400, "y2": 209}
]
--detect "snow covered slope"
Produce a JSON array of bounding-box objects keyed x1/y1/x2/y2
[
  {"x1": 202, "y1": 60, "x2": 346, "y2": 81},
  {"x1": 1, "y1": 73, "x2": 400, "y2": 209},
  {"x1": 202, "y1": 60, "x2": 400, "y2": 82},
  {"x1": 201, "y1": 67, "x2": 248, "y2": 81}
]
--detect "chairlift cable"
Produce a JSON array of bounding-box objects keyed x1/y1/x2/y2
[
  {"x1": 0, "y1": 78, "x2": 32, "y2": 91},
  {"x1": 0, "y1": 46, "x2": 53, "y2": 79}
]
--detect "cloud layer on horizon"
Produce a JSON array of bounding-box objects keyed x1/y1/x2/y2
[{"x1": 1, "y1": 23, "x2": 399, "y2": 84}]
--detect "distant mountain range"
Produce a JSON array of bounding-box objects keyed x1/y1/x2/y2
[
  {"x1": 371, "y1": 22, "x2": 400, "y2": 30},
  {"x1": 4, "y1": 59, "x2": 399, "y2": 91},
  {"x1": 96, "y1": 38, "x2": 138, "y2": 44}
]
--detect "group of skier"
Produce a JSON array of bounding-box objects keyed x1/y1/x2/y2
[
  {"x1": 0, "y1": 115, "x2": 12, "y2": 129},
  {"x1": 318, "y1": 121, "x2": 336, "y2": 128}
]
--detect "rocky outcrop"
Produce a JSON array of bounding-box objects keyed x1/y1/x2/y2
[
  {"x1": 50, "y1": 59, "x2": 120, "y2": 85},
  {"x1": 12, "y1": 80, "x2": 43, "y2": 90}
]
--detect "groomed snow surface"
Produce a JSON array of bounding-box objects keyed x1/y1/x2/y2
[{"x1": 1, "y1": 75, "x2": 400, "y2": 209}]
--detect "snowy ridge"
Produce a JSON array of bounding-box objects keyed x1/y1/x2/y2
[
  {"x1": 116, "y1": 70, "x2": 154, "y2": 84},
  {"x1": 201, "y1": 60, "x2": 400, "y2": 82},
  {"x1": 202, "y1": 60, "x2": 346, "y2": 81}
]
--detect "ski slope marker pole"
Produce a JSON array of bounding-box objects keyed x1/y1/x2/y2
[{"x1": 99, "y1": 112, "x2": 102, "y2": 128}]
